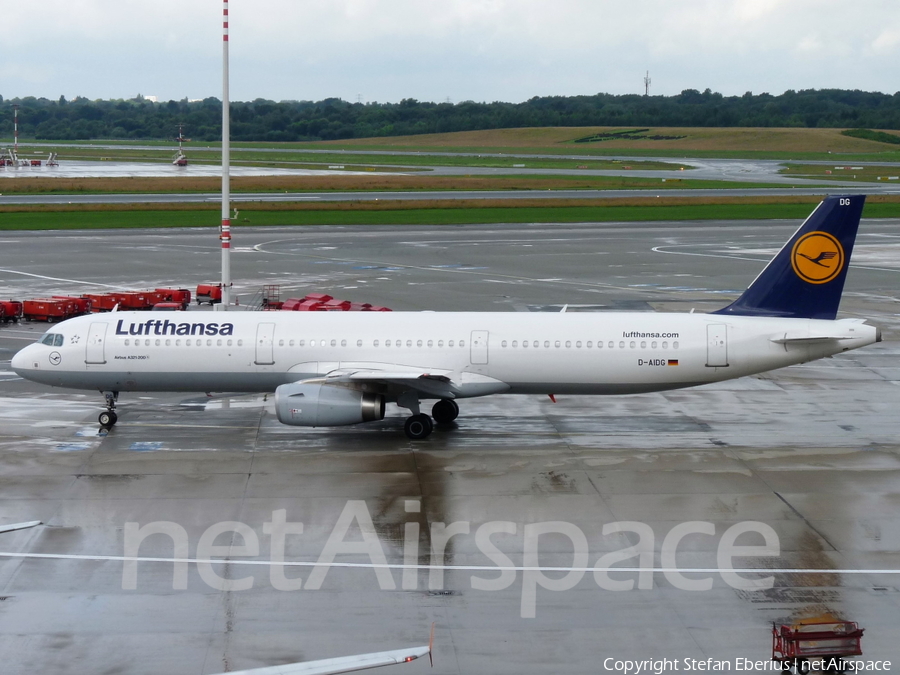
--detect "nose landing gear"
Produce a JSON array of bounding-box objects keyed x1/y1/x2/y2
[{"x1": 99, "y1": 391, "x2": 119, "y2": 428}]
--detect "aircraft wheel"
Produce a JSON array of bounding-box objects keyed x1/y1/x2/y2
[
  {"x1": 99, "y1": 411, "x2": 118, "y2": 427},
  {"x1": 432, "y1": 399, "x2": 459, "y2": 424},
  {"x1": 404, "y1": 414, "x2": 433, "y2": 440}
]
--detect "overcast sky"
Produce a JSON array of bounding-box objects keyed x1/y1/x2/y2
[{"x1": 3, "y1": 0, "x2": 899, "y2": 104}]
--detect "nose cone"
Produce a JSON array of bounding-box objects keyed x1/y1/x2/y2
[{"x1": 11, "y1": 344, "x2": 36, "y2": 377}]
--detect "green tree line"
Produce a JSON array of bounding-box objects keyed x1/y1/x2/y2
[{"x1": 1, "y1": 89, "x2": 899, "y2": 143}]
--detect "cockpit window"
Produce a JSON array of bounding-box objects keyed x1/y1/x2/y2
[
  {"x1": 39, "y1": 334, "x2": 64, "y2": 346},
  {"x1": 54, "y1": 334, "x2": 64, "y2": 347}
]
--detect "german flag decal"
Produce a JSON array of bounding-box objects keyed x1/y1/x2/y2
[{"x1": 667, "y1": 359, "x2": 679, "y2": 366}]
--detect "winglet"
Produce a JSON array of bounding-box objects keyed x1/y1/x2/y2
[{"x1": 712, "y1": 195, "x2": 865, "y2": 320}]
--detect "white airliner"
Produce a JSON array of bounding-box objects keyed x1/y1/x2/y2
[{"x1": 12, "y1": 195, "x2": 880, "y2": 439}]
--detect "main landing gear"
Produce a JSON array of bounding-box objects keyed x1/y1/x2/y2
[
  {"x1": 99, "y1": 391, "x2": 119, "y2": 428},
  {"x1": 398, "y1": 393, "x2": 459, "y2": 440}
]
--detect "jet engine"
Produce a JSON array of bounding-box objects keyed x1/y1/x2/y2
[{"x1": 274, "y1": 382, "x2": 385, "y2": 427}]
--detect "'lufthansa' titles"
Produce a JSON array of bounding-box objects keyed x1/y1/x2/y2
[{"x1": 115, "y1": 319, "x2": 234, "y2": 337}]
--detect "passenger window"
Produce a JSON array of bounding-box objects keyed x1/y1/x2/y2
[
  {"x1": 640, "y1": 341, "x2": 646, "y2": 349},
  {"x1": 449, "y1": 340, "x2": 454, "y2": 347},
  {"x1": 512, "y1": 340, "x2": 518, "y2": 348},
  {"x1": 575, "y1": 341, "x2": 581, "y2": 348},
  {"x1": 289, "y1": 340, "x2": 295, "y2": 347},
  {"x1": 145, "y1": 339, "x2": 151, "y2": 347},
  {"x1": 629, "y1": 341, "x2": 635, "y2": 349},
  {"x1": 533, "y1": 341, "x2": 538, "y2": 348},
  {"x1": 662, "y1": 341, "x2": 668, "y2": 349},
  {"x1": 523, "y1": 341, "x2": 528, "y2": 348},
  {"x1": 501, "y1": 340, "x2": 508, "y2": 348},
  {"x1": 544, "y1": 341, "x2": 550, "y2": 348},
  {"x1": 298, "y1": 340, "x2": 305, "y2": 347},
  {"x1": 207, "y1": 339, "x2": 213, "y2": 347},
  {"x1": 385, "y1": 340, "x2": 391, "y2": 347},
  {"x1": 217, "y1": 339, "x2": 222, "y2": 347},
  {"x1": 331, "y1": 340, "x2": 337, "y2": 347},
  {"x1": 406, "y1": 340, "x2": 412, "y2": 347},
  {"x1": 278, "y1": 339, "x2": 284, "y2": 347},
  {"x1": 166, "y1": 339, "x2": 171, "y2": 347},
  {"x1": 176, "y1": 340, "x2": 181, "y2": 347},
  {"x1": 341, "y1": 339, "x2": 347, "y2": 347},
  {"x1": 587, "y1": 341, "x2": 592, "y2": 348},
  {"x1": 357, "y1": 340, "x2": 363, "y2": 347},
  {"x1": 237, "y1": 340, "x2": 243, "y2": 347},
  {"x1": 416, "y1": 340, "x2": 422, "y2": 348},
  {"x1": 673, "y1": 341, "x2": 679, "y2": 350},
  {"x1": 565, "y1": 341, "x2": 571, "y2": 348},
  {"x1": 554, "y1": 341, "x2": 560, "y2": 348},
  {"x1": 427, "y1": 340, "x2": 433, "y2": 348},
  {"x1": 651, "y1": 341, "x2": 657, "y2": 349},
  {"x1": 375, "y1": 340, "x2": 381, "y2": 347},
  {"x1": 310, "y1": 340, "x2": 316, "y2": 347},
  {"x1": 186, "y1": 339, "x2": 192, "y2": 346},
  {"x1": 459, "y1": 340, "x2": 465, "y2": 347},
  {"x1": 438, "y1": 340, "x2": 444, "y2": 347},
  {"x1": 124, "y1": 339, "x2": 130, "y2": 346}
]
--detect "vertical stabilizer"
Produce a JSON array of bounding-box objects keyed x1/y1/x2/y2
[{"x1": 713, "y1": 195, "x2": 865, "y2": 320}]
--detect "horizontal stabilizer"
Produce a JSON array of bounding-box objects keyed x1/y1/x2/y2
[{"x1": 220, "y1": 645, "x2": 431, "y2": 675}]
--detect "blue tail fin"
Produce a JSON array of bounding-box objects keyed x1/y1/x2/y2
[{"x1": 712, "y1": 195, "x2": 865, "y2": 320}]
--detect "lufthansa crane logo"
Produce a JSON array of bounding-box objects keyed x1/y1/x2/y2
[{"x1": 791, "y1": 231, "x2": 844, "y2": 284}]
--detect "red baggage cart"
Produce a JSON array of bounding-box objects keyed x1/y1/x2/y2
[
  {"x1": 156, "y1": 288, "x2": 191, "y2": 309},
  {"x1": 773, "y1": 621, "x2": 864, "y2": 671},
  {"x1": 196, "y1": 284, "x2": 223, "y2": 305},
  {"x1": 0, "y1": 300, "x2": 23, "y2": 323},
  {"x1": 52, "y1": 296, "x2": 92, "y2": 316},
  {"x1": 23, "y1": 298, "x2": 70, "y2": 322}
]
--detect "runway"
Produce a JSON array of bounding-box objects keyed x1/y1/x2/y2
[{"x1": 1, "y1": 219, "x2": 899, "y2": 673}]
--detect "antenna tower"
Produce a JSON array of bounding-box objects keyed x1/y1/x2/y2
[{"x1": 644, "y1": 71, "x2": 651, "y2": 96}]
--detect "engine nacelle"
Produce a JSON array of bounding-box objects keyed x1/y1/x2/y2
[{"x1": 275, "y1": 382, "x2": 385, "y2": 427}]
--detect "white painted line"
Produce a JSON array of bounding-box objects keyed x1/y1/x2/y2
[
  {"x1": 0, "y1": 551, "x2": 896, "y2": 576},
  {"x1": 0, "y1": 268, "x2": 122, "y2": 288}
]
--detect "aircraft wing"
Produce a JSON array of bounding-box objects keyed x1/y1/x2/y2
[
  {"x1": 318, "y1": 365, "x2": 457, "y2": 399},
  {"x1": 217, "y1": 645, "x2": 431, "y2": 675},
  {"x1": 0, "y1": 521, "x2": 42, "y2": 534}
]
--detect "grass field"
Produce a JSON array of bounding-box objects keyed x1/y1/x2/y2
[
  {"x1": 0, "y1": 174, "x2": 791, "y2": 195},
  {"x1": 11, "y1": 127, "x2": 900, "y2": 163},
  {"x1": 3, "y1": 195, "x2": 900, "y2": 230},
  {"x1": 309, "y1": 127, "x2": 900, "y2": 161}
]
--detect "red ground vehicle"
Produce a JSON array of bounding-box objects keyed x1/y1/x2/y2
[
  {"x1": 156, "y1": 288, "x2": 191, "y2": 309},
  {"x1": 52, "y1": 296, "x2": 92, "y2": 315},
  {"x1": 116, "y1": 291, "x2": 154, "y2": 311},
  {"x1": 196, "y1": 284, "x2": 223, "y2": 305},
  {"x1": 82, "y1": 293, "x2": 127, "y2": 312},
  {"x1": 152, "y1": 302, "x2": 186, "y2": 311},
  {"x1": 0, "y1": 300, "x2": 23, "y2": 323},
  {"x1": 772, "y1": 621, "x2": 864, "y2": 671},
  {"x1": 22, "y1": 299, "x2": 71, "y2": 322}
]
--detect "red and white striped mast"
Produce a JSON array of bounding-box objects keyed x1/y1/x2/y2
[
  {"x1": 219, "y1": 0, "x2": 233, "y2": 309},
  {"x1": 13, "y1": 104, "x2": 19, "y2": 157}
]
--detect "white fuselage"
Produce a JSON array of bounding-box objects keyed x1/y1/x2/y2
[{"x1": 11, "y1": 310, "x2": 879, "y2": 399}]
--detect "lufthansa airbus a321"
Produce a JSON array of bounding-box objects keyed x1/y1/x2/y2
[{"x1": 12, "y1": 195, "x2": 881, "y2": 439}]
